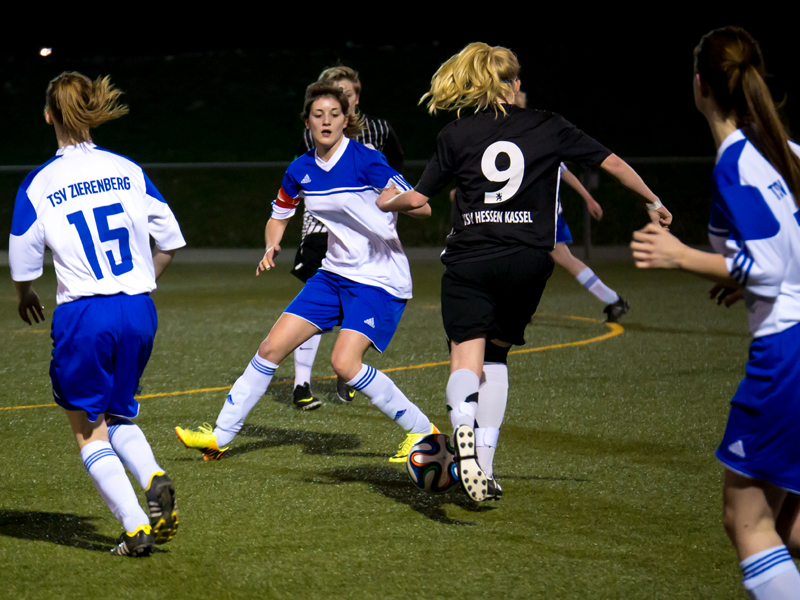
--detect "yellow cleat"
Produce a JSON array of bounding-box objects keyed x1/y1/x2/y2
[
  {"x1": 389, "y1": 423, "x2": 440, "y2": 463},
  {"x1": 175, "y1": 423, "x2": 228, "y2": 461},
  {"x1": 145, "y1": 472, "x2": 178, "y2": 544}
]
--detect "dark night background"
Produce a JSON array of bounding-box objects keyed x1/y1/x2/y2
[{"x1": 3, "y1": 19, "x2": 798, "y2": 247}]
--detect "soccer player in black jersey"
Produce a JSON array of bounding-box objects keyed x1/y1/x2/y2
[
  {"x1": 378, "y1": 42, "x2": 672, "y2": 502},
  {"x1": 290, "y1": 66, "x2": 406, "y2": 410}
]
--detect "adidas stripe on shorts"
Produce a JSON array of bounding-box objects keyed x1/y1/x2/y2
[{"x1": 284, "y1": 270, "x2": 406, "y2": 353}]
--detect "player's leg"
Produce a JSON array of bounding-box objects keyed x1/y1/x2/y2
[
  {"x1": 723, "y1": 470, "x2": 800, "y2": 598},
  {"x1": 213, "y1": 313, "x2": 319, "y2": 448},
  {"x1": 107, "y1": 294, "x2": 177, "y2": 543},
  {"x1": 68, "y1": 410, "x2": 154, "y2": 556},
  {"x1": 51, "y1": 295, "x2": 154, "y2": 556},
  {"x1": 293, "y1": 333, "x2": 322, "y2": 410},
  {"x1": 177, "y1": 272, "x2": 338, "y2": 457},
  {"x1": 776, "y1": 493, "x2": 800, "y2": 557},
  {"x1": 551, "y1": 242, "x2": 629, "y2": 322},
  {"x1": 334, "y1": 276, "x2": 436, "y2": 462},
  {"x1": 291, "y1": 230, "x2": 328, "y2": 409},
  {"x1": 475, "y1": 340, "x2": 511, "y2": 499}
]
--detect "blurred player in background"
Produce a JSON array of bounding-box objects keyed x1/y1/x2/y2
[
  {"x1": 176, "y1": 82, "x2": 437, "y2": 464},
  {"x1": 632, "y1": 27, "x2": 800, "y2": 599},
  {"x1": 379, "y1": 42, "x2": 670, "y2": 501},
  {"x1": 9, "y1": 72, "x2": 184, "y2": 556},
  {"x1": 516, "y1": 90, "x2": 629, "y2": 322},
  {"x1": 291, "y1": 66, "x2": 405, "y2": 410}
]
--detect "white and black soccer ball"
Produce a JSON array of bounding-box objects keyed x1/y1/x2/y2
[{"x1": 406, "y1": 433, "x2": 459, "y2": 493}]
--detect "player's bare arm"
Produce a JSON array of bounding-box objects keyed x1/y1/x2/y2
[
  {"x1": 258, "y1": 217, "x2": 289, "y2": 274},
  {"x1": 14, "y1": 280, "x2": 44, "y2": 325},
  {"x1": 376, "y1": 184, "x2": 430, "y2": 213},
  {"x1": 631, "y1": 223, "x2": 739, "y2": 286},
  {"x1": 600, "y1": 154, "x2": 672, "y2": 227},
  {"x1": 561, "y1": 168, "x2": 603, "y2": 220},
  {"x1": 152, "y1": 247, "x2": 176, "y2": 280}
]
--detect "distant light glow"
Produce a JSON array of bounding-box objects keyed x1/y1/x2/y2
[{"x1": 40, "y1": 48, "x2": 52, "y2": 57}]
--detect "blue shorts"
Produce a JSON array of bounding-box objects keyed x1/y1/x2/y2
[
  {"x1": 555, "y1": 214, "x2": 573, "y2": 244},
  {"x1": 284, "y1": 270, "x2": 406, "y2": 352},
  {"x1": 716, "y1": 322, "x2": 800, "y2": 493},
  {"x1": 50, "y1": 294, "x2": 157, "y2": 422}
]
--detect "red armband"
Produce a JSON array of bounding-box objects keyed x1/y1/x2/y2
[{"x1": 275, "y1": 187, "x2": 300, "y2": 210}]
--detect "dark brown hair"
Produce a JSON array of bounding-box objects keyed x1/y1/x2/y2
[
  {"x1": 695, "y1": 27, "x2": 800, "y2": 204},
  {"x1": 300, "y1": 81, "x2": 363, "y2": 140},
  {"x1": 45, "y1": 72, "x2": 128, "y2": 143}
]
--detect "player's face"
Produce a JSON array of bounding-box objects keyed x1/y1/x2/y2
[
  {"x1": 306, "y1": 96, "x2": 348, "y2": 152},
  {"x1": 334, "y1": 79, "x2": 359, "y2": 115}
]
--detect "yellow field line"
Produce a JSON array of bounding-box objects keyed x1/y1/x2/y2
[{"x1": 1, "y1": 314, "x2": 623, "y2": 412}]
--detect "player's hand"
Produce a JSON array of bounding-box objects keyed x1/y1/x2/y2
[
  {"x1": 631, "y1": 223, "x2": 686, "y2": 269},
  {"x1": 17, "y1": 288, "x2": 45, "y2": 325},
  {"x1": 376, "y1": 184, "x2": 399, "y2": 212},
  {"x1": 448, "y1": 189, "x2": 456, "y2": 204},
  {"x1": 709, "y1": 284, "x2": 744, "y2": 307},
  {"x1": 648, "y1": 204, "x2": 673, "y2": 228},
  {"x1": 256, "y1": 245, "x2": 281, "y2": 275},
  {"x1": 587, "y1": 199, "x2": 603, "y2": 220}
]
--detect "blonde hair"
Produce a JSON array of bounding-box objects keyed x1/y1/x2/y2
[
  {"x1": 45, "y1": 72, "x2": 128, "y2": 143},
  {"x1": 317, "y1": 65, "x2": 366, "y2": 133},
  {"x1": 420, "y1": 42, "x2": 520, "y2": 116}
]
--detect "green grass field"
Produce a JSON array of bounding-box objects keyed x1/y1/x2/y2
[{"x1": 0, "y1": 259, "x2": 752, "y2": 599}]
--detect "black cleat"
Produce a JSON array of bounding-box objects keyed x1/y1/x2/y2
[
  {"x1": 453, "y1": 425, "x2": 488, "y2": 502},
  {"x1": 603, "y1": 297, "x2": 630, "y2": 323},
  {"x1": 293, "y1": 383, "x2": 322, "y2": 410},
  {"x1": 486, "y1": 476, "x2": 503, "y2": 501},
  {"x1": 335, "y1": 377, "x2": 356, "y2": 404},
  {"x1": 145, "y1": 473, "x2": 178, "y2": 544},
  {"x1": 110, "y1": 526, "x2": 155, "y2": 557}
]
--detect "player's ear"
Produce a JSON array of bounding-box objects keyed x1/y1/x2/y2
[
  {"x1": 305, "y1": 118, "x2": 310, "y2": 130},
  {"x1": 44, "y1": 108, "x2": 52, "y2": 125}
]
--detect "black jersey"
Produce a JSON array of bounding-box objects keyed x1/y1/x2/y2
[
  {"x1": 415, "y1": 105, "x2": 611, "y2": 264},
  {"x1": 296, "y1": 113, "x2": 405, "y2": 238}
]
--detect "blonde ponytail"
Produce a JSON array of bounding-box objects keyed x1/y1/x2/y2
[
  {"x1": 420, "y1": 42, "x2": 519, "y2": 116},
  {"x1": 45, "y1": 72, "x2": 128, "y2": 142}
]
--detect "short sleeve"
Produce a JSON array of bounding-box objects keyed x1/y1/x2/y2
[
  {"x1": 144, "y1": 171, "x2": 186, "y2": 251},
  {"x1": 9, "y1": 182, "x2": 45, "y2": 282},
  {"x1": 551, "y1": 114, "x2": 612, "y2": 169}
]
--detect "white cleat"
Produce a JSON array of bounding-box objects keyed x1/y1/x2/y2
[{"x1": 453, "y1": 424, "x2": 488, "y2": 502}]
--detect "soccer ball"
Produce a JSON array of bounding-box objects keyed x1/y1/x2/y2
[{"x1": 406, "y1": 433, "x2": 459, "y2": 493}]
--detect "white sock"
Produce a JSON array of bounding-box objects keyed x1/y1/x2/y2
[
  {"x1": 107, "y1": 417, "x2": 163, "y2": 489},
  {"x1": 741, "y1": 545, "x2": 800, "y2": 599},
  {"x1": 446, "y1": 369, "x2": 480, "y2": 430},
  {"x1": 81, "y1": 440, "x2": 149, "y2": 533},
  {"x1": 215, "y1": 353, "x2": 278, "y2": 447},
  {"x1": 348, "y1": 365, "x2": 431, "y2": 434},
  {"x1": 475, "y1": 363, "x2": 508, "y2": 478},
  {"x1": 294, "y1": 334, "x2": 321, "y2": 388},
  {"x1": 576, "y1": 267, "x2": 619, "y2": 305}
]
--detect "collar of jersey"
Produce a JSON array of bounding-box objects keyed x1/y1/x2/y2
[
  {"x1": 56, "y1": 141, "x2": 96, "y2": 156},
  {"x1": 314, "y1": 137, "x2": 349, "y2": 172},
  {"x1": 716, "y1": 129, "x2": 745, "y2": 164}
]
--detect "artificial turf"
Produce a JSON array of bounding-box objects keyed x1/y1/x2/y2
[{"x1": 1, "y1": 259, "x2": 752, "y2": 599}]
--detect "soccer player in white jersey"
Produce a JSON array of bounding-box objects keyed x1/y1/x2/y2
[
  {"x1": 9, "y1": 72, "x2": 185, "y2": 557},
  {"x1": 291, "y1": 65, "x2": 406, "y2": 410},
  {"x1": 632, "y1": 27, "x2": 800, "y2": 599},
  {"x1": 378, "y1": 43, "x2": 670, "y2": 502},
  {"x1": 176, "y1": 81, "x2": 438, "y2": 463}
]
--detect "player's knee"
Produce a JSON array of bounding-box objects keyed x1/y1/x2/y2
[
  {"x1": 257, "y1": 338, "x2": 282, "y2": 364},
  {"x1": 484, "y1": 341, "x2": 511, "y2": 364},
  {"x1": 330, "y1": 353, "x2": 360, "y2": 382}
]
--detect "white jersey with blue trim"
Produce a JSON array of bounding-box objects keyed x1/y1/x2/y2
[
  {"x1": 272, "y1": 137, "x2": 413, "y2": 299},
  {"x1": 708, "y1": 129, "x2": 800, "y2": 337},
  {"x1": 9, "y1": 142, "x2": 186, "y2": 305}
]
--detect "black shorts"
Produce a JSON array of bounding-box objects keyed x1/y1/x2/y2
[
  {"x1": 291, "y1": 232, "x2": 328, "y2": 283},
  {"x1": 441, "y1": 247, "x2": 554, "y2": 346}
]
